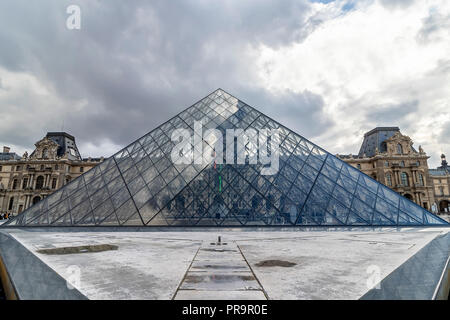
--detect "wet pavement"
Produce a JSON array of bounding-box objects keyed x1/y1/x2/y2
[
  {"x1": 2, "y1": 228, "x2": 449, "y2": 299},
  {"x1": 174, "y1": 239, "x2": 267, "y2": 300}
]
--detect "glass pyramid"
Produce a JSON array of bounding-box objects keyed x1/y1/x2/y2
[{"x1": 4, "y1": 89, "x2": 448, "y2": 227}]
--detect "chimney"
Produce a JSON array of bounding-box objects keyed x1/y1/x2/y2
[
  {"x1": 441, "y1": 154, "x2": 448, "y2": 167},
  {"x1": 3, "y1": 146, "x2": 10, "y2": 153}
]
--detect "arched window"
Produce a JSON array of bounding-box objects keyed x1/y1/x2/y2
[
  {"x1": 12, "y1": 179, "x2": 18, "y2": 190},
  {"x1": 36, "y1": 176, "x2": 44, "y2": 189},
  {"x1": 8, "y1": 197, "x2": 14, "y2": 211},
  {"x1": 22, "y1": 177, "x2": 28, "y2": 189},
  {"x1": 32, "y1": 196, "x2": 41, "y2": 205},
  {"x1": 400, "y1": 172, "x2": 409, "y2": 186},
  {"x1": 400, "y1": 161, "x2": 405, "y2": 167},
  {"x1": 386, "y1": 173, "x2": 392, "y2": 186},
  {"x1": 418, "y1": 173, "x2": 424, "y2": 186},
  {"x1": 397, "y1": 144, "x2": 403, "y2": 154},
  {"x1": 42, "y1": 148, "x2": 48, "y2": 159},
  {"x1": 404, "y1": 193, "x2": 413, "y2": 201}
]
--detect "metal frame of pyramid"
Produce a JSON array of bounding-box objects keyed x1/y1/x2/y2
[{"x1": 3, "y1": 89, "x2": 448, "y2": 227}]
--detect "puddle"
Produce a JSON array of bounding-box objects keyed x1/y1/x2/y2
[
  {"x1": 37, "y1": 244, "x2": 118, "y2": 255},
  {"x1": 255, "y1": 260, "x2": 297, "y2": 267},
  {"x1": 192, "y1": 264, "x2": 247, "y2": 270},
  {"x1": 201, "y1": 248, "x2": 236, "y2": 252},
  {"x1": 184, "y1": 274, "x2": 256, "y2": 283}
]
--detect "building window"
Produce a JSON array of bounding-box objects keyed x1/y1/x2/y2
[
  {"x1": 80, "y1": 167, "x2": 84, "y2": 173},
  {"x1": 440, "y1": 186, "x2": 444, "y2": 195},
  {"x1": 32, "y1": 196, "x2": 41, "y2": 205},
  {"x1": 8, "y1": 197, "x2": 14, "y2": 211},
  {"x1": 401, "y1": 172, "x2": 409, "y2": 186},
  {"x1": 418, "y1": 173, "x2": 424, "y2": 186},
  {"x1": 397, "y1": 144, "x2": 403, "y2": 154},
  {"x1": 386, "y1": 174, "x2": 392, "y2": 186},
  {"x1": 55, "y1": 164, "x2": 59, "y2": 170},
  {"x1": 42, "y1": 148, "x2": 48, "y2": 159},
  {"x1": 36, "y1": 176, "x2": 44, "y2": 189},
  {"x1": 12, "y1": 179, "x2": 18, "y2": 190},
  {"x1": 0, "y1": 165, "x2": 2, "y2": 171},
  {"x1": 68, "y1": 148, "x2": 77, "y2": 157},
  {"x1": 385, "y1": 161, "x2": 389, "y2": 167},
  {"x1": 22, "y1": 178, "x2": 28, "y2": 189},
  {"x1": 40, "y1": 165, "x2": 44, "y2": 170},
  {"x1": 16, "y1": 165, "x2": 21, "y2": 171},
  {"x1": 52, "y1": 178, "x2": 57, "y2": 189},
  {"x1": 400, "y1": 161, "x2": 405, "y2": 167},
  {"x1": 357, "y1": 164, "x2": 361, "y2": 169}
]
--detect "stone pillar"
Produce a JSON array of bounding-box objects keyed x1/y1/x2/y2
[{"x1": 394, "y1": 170, "x2": 400, "y2": 186}]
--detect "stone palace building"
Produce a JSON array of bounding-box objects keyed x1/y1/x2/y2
[
  {"x1": 338, "y1": 127, "x2": 450, "y2": 215},
  {"x1": 0, "y1": 132, "x2": 103, "y2": 216}
]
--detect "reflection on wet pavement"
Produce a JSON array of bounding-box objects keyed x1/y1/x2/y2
[{"x1": 174, "y1": 239, "x2": 267, "y2": 300}]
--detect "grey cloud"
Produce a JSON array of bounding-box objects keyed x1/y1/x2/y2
[
  {"x1": 379, "y1": 0, "x2": 416, "y2": 9},
  {"x1": 417, "y1": 10, "x2": 450, "y2": 44},
  {"x1": 365, "y1": 100, "x2": 419, "y2": 128},
  {"x1": 0, "y1": 0, "x2": 323, "y2": 157},
  {"x1": 439, "y1": 121, "x2": 450, "y2": 144}
]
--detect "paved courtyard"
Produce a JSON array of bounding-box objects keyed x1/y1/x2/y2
[{"x1": 2, "y1": 227, "x2": 448, "y2": 299}]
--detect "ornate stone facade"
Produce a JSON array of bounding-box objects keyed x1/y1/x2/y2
[
  {"x1": 0, "y1": 132, "x2": 103, "y2": 216},
  {"x1": 429, "y1": 154, "x2": 450, "y2": 214},
  {"x1": 338, "y1": 127, "x2": 449, "y2": 215}
]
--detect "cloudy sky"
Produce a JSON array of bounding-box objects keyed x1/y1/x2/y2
[{"x1": 0, "y1": 0, "x2": 449, "y2": 167}]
